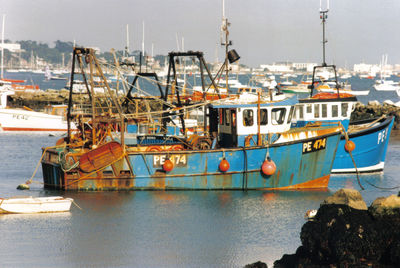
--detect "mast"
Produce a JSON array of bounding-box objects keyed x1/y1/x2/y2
[
  {"x1": 221, "y1": 0, "x2": 230, "y2": 91},
  {"x1": 142, "y1": 21, "x2": 145, "y2": 58},
  {"x1": 125, "y1": 24, "x2": 130, "y2": 57},
  {"x1": 1, "y1": 14, "x2": 5, "y2": 79},
  {"x1": 320, "y1": 0, "x2": 329, "y2": 66}
]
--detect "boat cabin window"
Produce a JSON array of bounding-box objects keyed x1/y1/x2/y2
[
  {"x1": 321, "y1": 104, "x2": 327, "y2": 118},
  {"x1": 297, "y1": 105, "x2": 304, "y2": 119},
  {"x1": 243, "y1": 109, "x2": 254, "y2": 126},
  {"x1": 287, "y1": 106, "x2": 294, "y2": 123},
  {"x1": 314, "y1": 104, "x2": 320, "y2": 118},
  {"x1": 260, "y1": 109, "x2": 268, "y2": 125},
  {"x1": 306, "y1": 104, "x2": 312, "y2": 113},
  {"x1": 341, "y1": 103, "x2": 348, "y2": 117},
  {"x1": 271, "y1": 108, "x2": 286, "y2": 125},
  {"x1": 332, "y1": 105, "x2": 338, "y2": 117},
  {"x1": 225, "y1": 109, "x2": 231, "y2": 126}
]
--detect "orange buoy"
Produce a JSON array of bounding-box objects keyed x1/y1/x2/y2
[
  {"x1": 163, "y1": 159, "x2": 174, "y2": 172},
  {"x1": 219, "y1": 158, "x2": 230, "y2": 172},
  {"x1": 262, "y1": 158, "x2": 276, "y2": 176},
  {"x1": 345, "y1": 140, "x2": 356, "y2": 152}
]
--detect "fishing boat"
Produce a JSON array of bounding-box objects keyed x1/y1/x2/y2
[
  {"x1": 280, "y1": 82, "x2": 311, "y2": 94},
  {"x1": 0, "y1": 90, "x2": 74, "y2": 131},
  {"x1": 292, "y1": 3, "x2": 394, "y2": 174},
  {"x1": 294, "y1": 88, "x2": 394, "y2": 173},
  {"x1": 0, "y1": 196, "x2": 73, "y2": 214},
  {"x1": 40, "y1": 47, "x2": 343, "y2": 191},
  {"x1": 317, "y1": 82, "x2": 369, "y2": 96}
]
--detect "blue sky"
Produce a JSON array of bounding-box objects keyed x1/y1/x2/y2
[{"x1": 1, "y1": 0, "x2": 400, "y2": 67}]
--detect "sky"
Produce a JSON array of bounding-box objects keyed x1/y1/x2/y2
[{"x1": 1, "y1": 0, "x2": 400, "y2": 68}]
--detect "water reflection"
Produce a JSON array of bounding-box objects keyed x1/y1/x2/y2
[{"x1": 0, "y1": 212, "x2": 71, "y2": 221}]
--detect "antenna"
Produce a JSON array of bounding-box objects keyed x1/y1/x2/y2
[
  {"x1": 320, "y1": 0, "x2": 329, "y2": 66},
  {"x1": 125, "y1": 24, "x2": 130, "y2": 57},
  {"x1": 175, "y1": 33, "x2": 180, "y2": 51},
  {"x1": 142, "y1": 21, "x2": 145, "y2": 57},
  {"x1": 222, "y1": 0, "x2": 225, "y2": 18},
  {"x1": 221, "y1": 0, "x2": 230, "y2": 90}
]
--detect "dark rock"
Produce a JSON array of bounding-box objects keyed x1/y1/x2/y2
[
  {"x1": 322, "y1": 188, "x2": 367, "y2": 210},
  {"x1": 271, "y1": 189, "x2": 400, "y2": 267},
  {"x1": 244, "y1": 261, "x2": 268, "y2": 268},
  {"x1": 369, "y1": 195, "x2": 400, "y2": 219}
]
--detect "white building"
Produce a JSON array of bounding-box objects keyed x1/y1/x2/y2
[
  {"x1": 353, "y1": 63, "x2": 380, "y2": 74},
  {"x1": 0, "y1": 43, "x2": 21, "y2": 52},
  {"x1": 260, "y1": 63, "x2": 291, "y2": 73},
  {"x1": 292, "y1": 62, "x2": 317, "y2": 73},
  {"x1": 260, "y1": 62, "x2": 317, "y2": 73}
]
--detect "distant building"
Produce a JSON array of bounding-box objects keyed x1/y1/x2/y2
[
  {"x1": 260, "y1": 63, "x2": 291, "y2": 73},
  {"x1": 0, "y1": 43, "x2": 21, "y2": 52},
  {"x1": 260, "y1": 62, "x2": 317, "y2": 73},
  {"x1": 293, "y1": 62, "x2": 317, "y2": 73},
  {"x1": 353, "y1": 63, "x2": 380, "y2": 74}
]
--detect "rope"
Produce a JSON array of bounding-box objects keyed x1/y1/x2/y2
[
  {"x1": 348, "y1": 115, "x2": 386, "y2": 134},
  {"x1": 339, "y1": 120, "x2": 400, "y2": 191},
  {"x1": 339, "y1": 122, "x2": 364, "y2": 190},
  {"x1": 25, "y1": 145, "x2": 66, "y2": 185},
  {"x1": 363, "y1": 180, "x2": 400, "y2": 190},
  {"x1": 72, "y1": 199, "x2": 83, "y2": 210},
  {"x1": 59, "y1": 152, "x2": 80, "y2": 172}
]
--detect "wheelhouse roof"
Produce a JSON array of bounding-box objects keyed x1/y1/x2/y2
[
  {"x1": 298, "y1": 96, "x2": 357, "y2": 104},
  {"x1": 210, "y1": 94, "x2": 298, "y2": 109}
]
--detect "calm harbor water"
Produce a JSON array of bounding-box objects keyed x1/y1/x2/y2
[
  {"x1": 0, "y1": 132, "x2": 400, "y2": 267},
  {"x1": 1, "y1": 72, "x2": 400, "y2": 267}
]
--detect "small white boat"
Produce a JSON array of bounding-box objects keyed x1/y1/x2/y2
[
  {"x1": 374, "y1": 80, "x2": 400, "y2": 91},
  {"x1": 0, "y1": 90, "x2": 76, "y2": 131},
  {"x1": 0, "y1": 196, "x2": 73, "y2": 214}
]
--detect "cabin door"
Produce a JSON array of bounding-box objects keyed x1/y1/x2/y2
[{"x1": 230, "y1": 109, "x2": 237, "y2": 146}]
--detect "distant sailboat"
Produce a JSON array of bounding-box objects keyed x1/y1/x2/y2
[
  {"x1": 374, "y1": 54, "x2": 399, "y2": 91},
  {"x1": 45, "y1": 66, "x2": 67, "y2": 81}
]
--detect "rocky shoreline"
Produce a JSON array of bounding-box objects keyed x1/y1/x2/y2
[
  {"x1": 246, "y1": 189, "x2": 400, "y2": 268},
  {"x1": 351, "y1": 101, "x2": 400, "y2": 130}
]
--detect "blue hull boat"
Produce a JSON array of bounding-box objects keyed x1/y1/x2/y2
[
  {"x1": 42, "y1": 126, "x2": 341, "y2": 190},
  {"x1": 293, "y1": 65, "x2": 394, "y2": 174},
  {"x1": 41, "y1": 48, "x2": 343, "y2": 191},
  {"x1": 331, "y1": 116, "x2": 394, "y2": 173}
]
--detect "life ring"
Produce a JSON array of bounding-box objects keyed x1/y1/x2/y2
[{"x1": 146, "y1": 146, "x2": 162, "y2": 152}]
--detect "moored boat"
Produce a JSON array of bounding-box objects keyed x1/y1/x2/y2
[
  {"x1": 0, "y1": 196, "x2": 73, "y2": 214},
  {"x1": 291, "y1": 2, "x2": 394, "y2": 174},
  {"x1": 0, "y1": 90, "x2": 74, "y2": 131},
  {"x1": 41, "y1": 47, "x2": 343, "y2": 191},
  {"x1": 294, "y1": 89, "x2": 394, "y2": 173}
]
